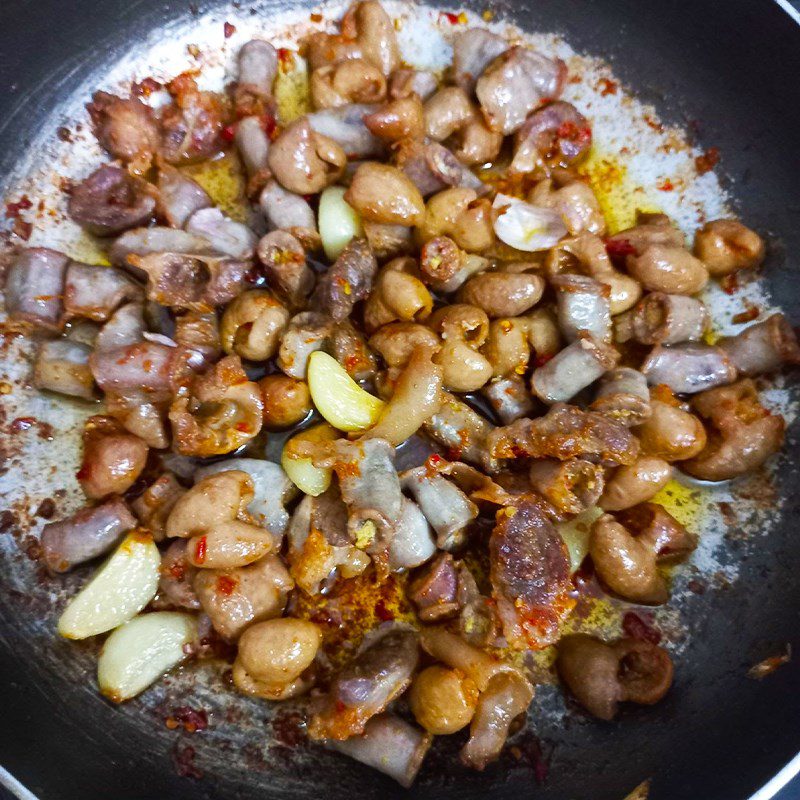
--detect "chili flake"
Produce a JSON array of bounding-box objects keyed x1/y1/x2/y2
[
  {"x1": 194, "y1": 536, "x2": 208, "y2": 565},
  {"x1": 223, "y1": 21, "x2": 236, "y2": 38},
  {"x1": 695, "y1": 146, "x2": 720, "y2": 175},
  {"x1": 216, "y1": 574, "x2": 237, "y2": 595}
]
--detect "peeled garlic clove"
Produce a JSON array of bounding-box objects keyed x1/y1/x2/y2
[
  {"x1": 307, "y1": 351, "x2": 384, "y2": 431},
  {"x1": 281, "y1": 421, "x2": 338, "y2": 496},
  {"x1": 98, "y1": 612, "x2": 197, "y2": 702},
  {"x1": 319, "y1": 185, "x2": 363, "y2": 261},
  {"x1": 558, "y1": 506, "x2": 604, "y2": 573},
  {"x1": 58, "y1": 531, "x2": 160, "y2": 640},
  {"x1": 492, "y1": 193, "x2": 567, "y2": 252}
]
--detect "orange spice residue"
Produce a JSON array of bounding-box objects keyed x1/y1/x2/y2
[{"x1": 293, "y1": 571, "x2": 416, "y2": 667}]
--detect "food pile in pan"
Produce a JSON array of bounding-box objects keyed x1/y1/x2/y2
[{"x1": 5, "y1": 1, "x2": 798, "y2": 785}]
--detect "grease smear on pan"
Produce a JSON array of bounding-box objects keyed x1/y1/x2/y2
[{"x1": 0, "y1": 0, "x2": 795, "y2": 783}]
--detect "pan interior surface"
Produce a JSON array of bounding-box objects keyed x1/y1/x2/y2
[{"x1": 0, "y1": 1, "x2": 798, "y2": 799}]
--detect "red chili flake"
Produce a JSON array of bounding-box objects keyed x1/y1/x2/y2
[
  {"x1": 36, "y1": 498, "x2": 56, "y2": 519},
  {"x1": 13, "y1": 219, "x2": 32, "y2": 240},
  {"x1": 0, "y1": 511, "x2": 16, "y2": 533},
  {"x1": 261, "y1": 112, "x2": 278, "y2": 139},
  {"x1": 622, "y1": 611, "x2": 662, "y2": 645},
  {"x1": 5, "y1": 195, "x2": 32, "y2": 218},
  {"x1": 56, "y1": 127, "x2": 72, "y2": 142},
  {"x1": 234, "y1": 422, "x2": 250, "y2": 433},
  {"x1": 440, "y1": 10, "x2": 461, "y2": 24},
  {"x1": 605, "y1": 237, "x2": 636, "y2": 263},
  {"x1": 216, "y1": 575, "x2": 237, "y2": 595},
  {"x1": 556, "y1": 121, "x2": 592, "y2": 146},
  {"x1": 277, "y1": 48, "x2": 295, "y2": 72},
  {"x1": 10, "y1": 417, "x2": 36, "y2": 433},
  {"x1": 687, "y1": 578, "x2": 706, "y2": 595},
  {"x1": 445, "y1": 446, "x2": 463, "y2": 461},
  {"x1": 169, "y1": 561, "x2": 186, "y2": 580},
  {"x1": 657, "y1": 178, "x2": 674, "y2": 192},
  {"x1": 272, "y1": 709, "x2": 306, "y2": 747},
  {"x1": 194, "y1": 535, "x2": 207, "y2": 565},
  {"x1": 533, "y1": 353, "x2": 553, "y2": 368},
  {"x1": 695, "y1": 146, "x2": 720, "y2": 175},
  {"x1": 171, "y1": 743, "x2": 203, "y2": 779},
  {"x1": 721, "y1": 273, "x2": 740, "y2": 295},
  {"x1": 223, "y1": 21, "x2": 236, "y2": 38},
  {"x1": 169, "y1": 706, "x2": 209, "y2": 733},
  {"x1": 644, "y1": 115, "x2": 664, "y2": 133},
  {"x1": 598, "y1": 77, "x2": 618, "y2": 96},
  {"x1": 221, "y1": 123, "x2": 236, "y2": 142},
  {"x1": 732, "y1": 304, "x2": 760, "y2": 324},
  {"x1": 747, "y1": 644, "x2": 791, "y2": 679},
  {"x1": 132, "y1": 77, "x2": 162, "y2": 97},
  {"x1": 374, "y1": 598, "x2": 394, "y2": 621}
]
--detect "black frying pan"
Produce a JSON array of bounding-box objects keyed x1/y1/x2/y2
[{"x1": 1, "y1": 1, "x2": 799, "y2": 798}]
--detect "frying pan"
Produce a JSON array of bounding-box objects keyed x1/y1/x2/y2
[{"x1": 0, "y1": 0, "x2": 799, "y2": 798}]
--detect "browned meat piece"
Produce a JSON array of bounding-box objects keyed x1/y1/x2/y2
[
  {"x1": 67, "y1": 165, "x2": 156, "y2": 236},
  {"x1": 268, "y1": 118, "x2": 346, "y2": 193},
  {"x1": 408, "y1": 552, "x2": 460, "y2": 621},
  {"x1": 132, "y1": 472, "x2": 185, "y2": 540},
  {"x1": 641, "y1": 343, "x2": 736, "y2": 395},
  {"x1": 110, "y1": 227, "x2": 219, "y2": 269},
  {"x1": 157, "y1": 539, "x2": 200, "y2": 610},
  {"x1": 33, "y1": 339, "x2": 95, "y2": 399},
  {"x1": 590, "y1": 506, "x2": 695, "y2": 604},
  {"x1": 87, "y1": 90, "x2": 160, "y2": 174},
  {"x1": 160, "y1": 74, "x2": 228, "y2": 164},
  {"x1": 4, "y1": 247, "x2": 69, "y2": 330},
  {"x1": 305, "y1": 31, "x2": 363, "y2": 72},
  {"x1": 311, "y1": 237, "x2": 377, "y2": 321},
  {"x1": 718, "y1": 313, "x2": 800, "y2": 376},
  {"x1": 461, "y1": 670, "x2": 534, "y2": 770},
  {"x1": 234, "y1": 40, "x2": 278, "y2": 117},
  {"x1": 156, "y1": 164, "x2": 212, "y2": 228},
  {"x1": 528, "y1": 458, "x2": 605, "y2": 516},
  {"x1": 682, "y1": 379, "x2": 786, "y2": 481},
  {"x1": 511, "y1": 101, "x2": 592, "y2": 172},
  {"x1": 193, "y1": 554, "x2": 293, "y2": 639},
  {"x1": 476, "y1": 46, "x2": 566, "y2": 135},
  {"x1": 127, "y1": 252, "x2": 250, "y2": 311},
  {"x1": 490, "y1": 495, "x2": 573, "y2": 649},
  {"x1": 63, "y1": 262, "x2": 142, "y2": 322},
  {"x1": 488, "y1": 404, "x2": 639, "y2": 466},
  {"x1": 451, "y1": 28, "x2": 508, "y2": 94},
  {"x1": 90, "y1": 341, "x2": 178, "y2": 400},
  {"x1": 422, "y1": 392, "x2": 499, "y2": 473},
  {"x1": 342, "y1": 1, "x2": 400, "y2": 76},
  {"x1": 394, "y1": 138, "x2": 486, "y2": 197},
  {"x1": 557, "y1": 634, "x2": 673, "y2": 719},
  {"x1": 308, "y1": 629, "x2": 419, "y2": 740},
  {"x1": 330, "y1": 319, "x2": 377, "y2": 380},
  {"x1": 169, "y1": 355, "x2": 263, "y2": 457},
  {"x1": 286, "y1": 488, "x2": 369, "y2": 595},
  {"x1": 174, "y1": 311, "x2": 222, "y2": 368},
  {"x1": 41, "y1": 497, "x2": 137, "y2": 572},
  {"x1": 78, "y1": 415, "x2": 148, "y2": 500},
  {"x1": 307, "y1": 103, "x2": 385, "y2": 161},
  {"x1": 256, "y1": 230, "x2": 315, "y2": 308},
  {"x1": 326, "y1": 714, "x2": 431, "y2": 788}
]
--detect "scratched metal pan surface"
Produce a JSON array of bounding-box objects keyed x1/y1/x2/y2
[{"x1": 0, "y1": 0, "x2": 799, "y2": 798}]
